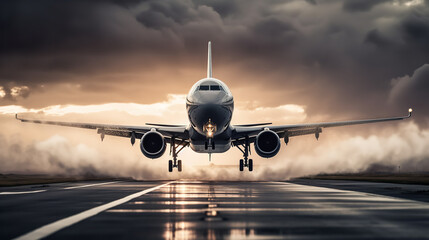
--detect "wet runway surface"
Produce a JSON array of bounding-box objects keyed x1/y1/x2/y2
[{"x1": 1, "y1": 180, "x2": 429, "y2": 239}]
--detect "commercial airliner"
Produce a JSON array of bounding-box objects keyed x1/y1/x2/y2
[{"x1": 16, "y1": 42, "x2": 413, "y2": 172}]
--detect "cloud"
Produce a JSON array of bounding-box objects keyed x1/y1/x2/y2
[
  {"x1": 342, "y1": 0, "x2": 390, "y2": 12},
  {"x1": 389, "y1": 64, "x2": 429, "y2": 125},
  {"x1": 1, "y1": 0, "x2": 428, "y2": 123},
  {"x1": 0, "y1": 85, "x2": 31, "y2": 101},
  {"x1": 0, "y1": 94, "x2": 186, "y2": 117},
  {"x1": 0, "y1": 94, "x2": 307, "y2": 126}
]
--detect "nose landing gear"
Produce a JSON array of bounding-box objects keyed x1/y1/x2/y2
[
  {"x1": 236, "y1": 136, "x2": 253, "y2": 172},
  {"x1": 168, "y1": 137, "x2": 188, "y2": 172},
  {"x1": 205, "y1": 138, "x2": 215, "y2": 150}
]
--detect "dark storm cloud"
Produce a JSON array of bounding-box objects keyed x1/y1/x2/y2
[
  {"x1": 389, "y1": 64, "x2": 429, "y2": 121},
  {"x1": 364, "y1": 29, "x2": 392, "y2": 47},
  {"x1": 305, "y1": 0, "x2": 317, "y2": 5},
  {"x1": 0, "y1": 0, "x2": 428, "y2": 124},
  {"x1": 401, "y1": 11, "x2": 429, "y2": 47},
  {"x1": 342, "y1": 0, "x2": 390, "y2": 12}
]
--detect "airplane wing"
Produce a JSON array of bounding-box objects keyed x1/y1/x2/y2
[
  {"x1": 15, "y1": 114, "x2": 189, "y2": 142},
  {"x1": 231, "y1": 108, "x2": 413, "y2": 144}
]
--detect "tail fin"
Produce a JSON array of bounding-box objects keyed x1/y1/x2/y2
[{"x1": 207, "y1": 41, "x2": 212, "y2": 78}]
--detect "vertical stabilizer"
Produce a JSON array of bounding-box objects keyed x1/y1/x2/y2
[{"x1": 207, "y1": 41, "x2": 212, "y2": 78}]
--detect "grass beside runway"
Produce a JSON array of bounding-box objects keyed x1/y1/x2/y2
[{"x1": 300, "y1": 173, "x2": 429, "y2": 185}]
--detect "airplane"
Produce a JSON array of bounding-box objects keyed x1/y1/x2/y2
[{"x1": 16, "y1": 41, "x2": 413, "y2": 172}]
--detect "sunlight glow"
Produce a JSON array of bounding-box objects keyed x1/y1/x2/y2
[
  {"x1": 10, "y1": 86, "x2": 29, "y2": 97},
  {"x1": 0, "y1": 94, "x2": 186, "y2": 116},
  {"x1": 0, "y1": 87, "x2": 5, "y2": 98},
  {"x1": 393, "y1": 0, "x2": 424, "y2": 6}
]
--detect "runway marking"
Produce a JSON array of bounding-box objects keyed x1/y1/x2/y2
[
  {"x1": 13, "y1": 181, "x2": 174, "y2": 240},
  {"x1": 63, "y1": 181, "x2": 119, "y2": 190},
  {"x1": 272, "y1": 181, "x2": 411, "y2": 202},
  {"x1": 0, "y1": 182, "x2": 118, "y2": 196},
  {"x1": 108, "y1": 205, "x2": 429, "y2": 213},
  {"x1": 0, "y1": 190, "x2": 47, "y2": 195}
]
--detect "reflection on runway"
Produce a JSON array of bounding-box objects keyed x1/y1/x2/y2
[
  {"x1": 160, "y1": 182, "x2": 255, "y2": 240},
  {"x1": 106, "y1": 181, "x2": 429, "y2": 239}
]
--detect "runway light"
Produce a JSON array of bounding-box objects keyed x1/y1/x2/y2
[{"x1": 409, "y1": 108, "x2": 413, "y2": 113}]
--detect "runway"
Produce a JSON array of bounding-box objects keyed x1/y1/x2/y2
[{"x1": 1, "y1": 180, "x2": 429, "y2": 239}]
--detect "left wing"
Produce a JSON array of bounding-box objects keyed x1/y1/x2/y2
[
  {"x1": 15, "y1": 114, "x2": 189, "y2": 142},
  {"x1": 232, "y1": 108, "x2": 413, "y2": 144}
]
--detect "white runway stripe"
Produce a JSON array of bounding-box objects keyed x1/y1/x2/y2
[
  {"x1": 13, "y1": 181, "x2": 174, "y2": 240},
  {"x1": 63, "y1": 181, "x2": 119, "y2": 190},
  {"x1": 0, "y1": 190, "x2": 47, "y2": 195}
]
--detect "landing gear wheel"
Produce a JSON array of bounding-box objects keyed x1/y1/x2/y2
[
  {"x1": 168, "y1": 160, "x2": 173, "y2": 172},
  {"x1": 248, "y1": 159, "x2": 253, "y2": 172},
  {"x1": 177, "y1": 160, "x2": 182, "y2": 172},
  {"x1": 239, "y1": 159, "x2": 244, "y2": 171}
]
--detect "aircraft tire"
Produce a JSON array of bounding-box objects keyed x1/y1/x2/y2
[
  {"x1": 178, "y1": 160, "x2": 182, "y2": 172},
  {"x1": 168, "y1": 160, "x2": 173, "y2": 172},
  {"x1": 248, "y1": 159, "x2": 253, "y2": 172}
]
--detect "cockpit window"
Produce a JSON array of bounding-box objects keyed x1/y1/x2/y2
[
  {"x1": 199, "y1": 85, "x2": 210, "y2": 90},
  {"x1": 198, "y1": 85, "x2": 224, "y2": 91},
  {"x1": 210, "y1": 85, "x2": 222, "y2": 91}
]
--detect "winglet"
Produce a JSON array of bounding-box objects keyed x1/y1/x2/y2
[
  {"x1": 207, "y1": 41, "x2": 212, "y2": 78},
  {"x1": 408, "y1": 108, "x2": 413, "y2": 118}
]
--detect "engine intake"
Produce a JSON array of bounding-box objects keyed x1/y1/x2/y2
[
  {"x1": 254, "y1": 129, "x2": 281, "y2": 158},
  {"x1": 140, "y1": 130, "x2": 166, "y2": 159}
]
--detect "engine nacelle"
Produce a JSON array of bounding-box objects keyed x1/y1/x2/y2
[
  {"x1": 254, "y1": 129, "x2": 281, "y2": 158},
  {"x1": 140, "y1": 130, "x2": 166, "y2": 159}
]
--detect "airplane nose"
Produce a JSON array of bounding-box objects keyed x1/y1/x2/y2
[{"x1": 188, "y1": 103, "x2": 231, "y2": 136}]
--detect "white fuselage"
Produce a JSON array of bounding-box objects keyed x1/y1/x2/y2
[{"x1": 186, "y1": 78, "x2": 234, "y2": 153}]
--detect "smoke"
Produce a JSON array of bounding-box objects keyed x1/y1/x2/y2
[
  {"x1": 271, "y1": 121, "x2": 429, "y2": 179},
  {"x1": 0, "y1": 134, "x2": 166, "y2": 179},
  {"x1": 1, "y1": 121, "x2": 428, "y2": 181}
]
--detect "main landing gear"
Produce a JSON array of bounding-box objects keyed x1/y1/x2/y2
[
  {"x1": 169, "y1": 137, "x2": 188, "y2": 172},
  {"x1": 236, "y1": 136, "x2": 253, "y2": 172}
]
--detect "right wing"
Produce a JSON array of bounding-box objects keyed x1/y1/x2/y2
[
  {"x1": 16, "y1": 114, "x2": 189, "y2": 142},
  {"x1": 231, "y1": 108, "x2": 413, "y2": 144}
]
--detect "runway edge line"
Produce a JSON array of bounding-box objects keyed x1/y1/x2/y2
[{"x1": 12, "y1": 181, "x2": 175, "y2": 240}]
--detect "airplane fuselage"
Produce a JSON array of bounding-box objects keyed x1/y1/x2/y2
[{"x1": 186, "y1": 77, "x2": 234, "y2": 153}]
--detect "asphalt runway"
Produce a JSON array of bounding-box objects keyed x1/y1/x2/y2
[{"x1": 1, "y1": 180, "x2": 429, "y2": 239}]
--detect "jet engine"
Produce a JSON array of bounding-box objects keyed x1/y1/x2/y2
[
  {"x1": 254, "y1": 129, "x2": 281, "y2": 158},
  {"x1": 140, "y1": 130, "x2": 166, "y2": 159}
]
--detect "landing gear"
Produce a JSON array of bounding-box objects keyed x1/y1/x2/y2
[
  {"x1": 168, "y1": 137, "x2": 188, "y2": 172},
  {"x1": 168, "y1": 160, "x2": 173, "y2": 172},
  {"x1": 205, "y1": 138, "x2": 215, "y2": 150},
  {"x1": 236, "y1": 136, "x2": 254, "y2": 172},
  {"x1": 178, "y1": 160, "x2": 182, "y2": 172},
  {"x1": 248, "y1": 159, "x2": 253, "y2": 172}
]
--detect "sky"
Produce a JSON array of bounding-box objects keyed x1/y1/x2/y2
[{"x1": 0, "y1": 0, "x2": 428, "y2": 180}]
